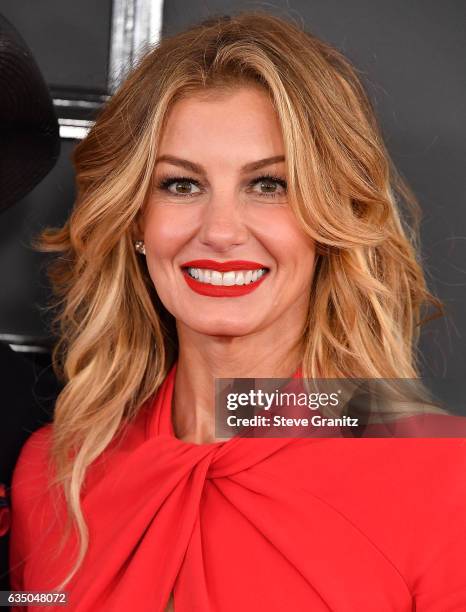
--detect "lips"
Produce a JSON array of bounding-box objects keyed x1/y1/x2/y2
[
  {"x1": 182, "y1": 269, "x2": 268, "y2": 297},
  {"x1": 180, "y1": 259, "x2": 269, "y2": 272}
]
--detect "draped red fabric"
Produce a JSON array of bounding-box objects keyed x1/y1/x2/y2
[{"x1": 8, "y1": 362, "x2": 466, "y2": 611}]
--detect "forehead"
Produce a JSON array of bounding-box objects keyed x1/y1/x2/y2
[{"x1": 157, "y1": 85, "x2": 284, "y2": 160}]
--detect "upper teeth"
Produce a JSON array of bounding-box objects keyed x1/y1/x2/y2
[{"x1": 186, "y1": 268, "x2": 268, "y2": 285}]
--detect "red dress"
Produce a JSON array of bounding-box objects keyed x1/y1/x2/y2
[{"x1": 9, "y1": 361, "x2": 466, "y2": 611}]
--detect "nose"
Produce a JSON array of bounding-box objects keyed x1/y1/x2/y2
[{"x1": 197, "y1": 196, "x2": 249, "y2": 252}]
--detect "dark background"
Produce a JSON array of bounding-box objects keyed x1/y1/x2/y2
[{"x1": 0, "y1": 0, "x2": 465, "y2": 592}]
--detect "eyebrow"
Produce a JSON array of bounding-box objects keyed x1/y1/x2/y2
[{"x1": 154, "y1": 154, "x2": 285, "y2": 175}]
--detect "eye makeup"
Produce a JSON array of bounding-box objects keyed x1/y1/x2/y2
[{"x1": 153, "y1": 174, "x2": 288, "y2": 199}]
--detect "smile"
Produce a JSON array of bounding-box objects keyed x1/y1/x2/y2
[
  {"x1": 185, "y1": 267, "x2": 268, "y2": 286},
  {"x1": 180, "y1": 264, "x2": 270, "y2": 298}
]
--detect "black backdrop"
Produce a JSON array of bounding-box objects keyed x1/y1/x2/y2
[{"x1": 0, "y1": 0, "x2": 465, "y2": 594}]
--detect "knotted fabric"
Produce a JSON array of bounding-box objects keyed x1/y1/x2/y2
[{"x1": 9, "y1": 362, "x2": 466, "y2": 611}]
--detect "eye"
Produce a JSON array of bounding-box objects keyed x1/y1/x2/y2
[
  {"x1": 249, "y1": 175, "x2": 287, "y2": 199},
  {"x1": 154, "y1": 174, "x2": 288, "y2": 200},
  {"x1": 157, "y1": 176, "x2": 202, "y2": 197}
]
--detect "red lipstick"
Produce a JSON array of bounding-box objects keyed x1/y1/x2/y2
[
  {"x1": 180, "y1": 260, "x2": 270, "y2": 298},
  {"x1": 180, "y1": 259, "x2": 267, "y2": 272}
]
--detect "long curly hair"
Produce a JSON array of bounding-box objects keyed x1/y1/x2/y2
[{"x1": 36, "y1": 11, "x2": 443, "y2": 589}]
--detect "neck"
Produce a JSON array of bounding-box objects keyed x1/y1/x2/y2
[{"x1": 171, "y1": 323, "x2": 304, "y2": 444}]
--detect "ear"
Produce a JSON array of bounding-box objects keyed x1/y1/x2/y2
[{"x1": 132, "y1": 211, "x2": 145, "y2": 242}]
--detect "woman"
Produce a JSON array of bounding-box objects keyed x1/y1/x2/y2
[{"x1": 8, "y1": 12, "x2": 466, "y2": 611}]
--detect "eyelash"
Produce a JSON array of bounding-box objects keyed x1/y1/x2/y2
[{"x1": 155, "y1": 174, "x2": 288, "y2": 199}]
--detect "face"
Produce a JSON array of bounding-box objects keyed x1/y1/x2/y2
[{"x1": 140, "y1": 85, "x2": 316, "y2": 338}]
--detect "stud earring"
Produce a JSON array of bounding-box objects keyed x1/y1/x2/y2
[{"x1": 134, "y1": 240, "x2": 146, "y2": 255}]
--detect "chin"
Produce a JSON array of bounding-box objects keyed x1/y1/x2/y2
[{"x1": 185, "y1": 317, "x2": 259, "y2": 337}]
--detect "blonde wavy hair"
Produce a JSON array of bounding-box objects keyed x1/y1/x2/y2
[{"x1": 36, "y1": 11, "x2": 443, "y2": 590}]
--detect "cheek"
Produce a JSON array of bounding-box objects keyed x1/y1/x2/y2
[
  {"x1": 143, "y1": 206, "x2": 191, "y2": 257},
  {"x1": 262, "y1": 212, "x2": 315, "y2": 266}
]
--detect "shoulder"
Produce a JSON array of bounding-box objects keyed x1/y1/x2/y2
[
  {"x1": 9, "y1": 424, "x2": 55, "y2": 583},
  {"x1": 12, "y1": 424, "x2": 54, "y2": 485},
  {"x1": 10, "y1": 424, "x2": 55, "y2": 518},
  {"x1": 16, "y1": 423, "x2": 53, "y2": 460}
]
